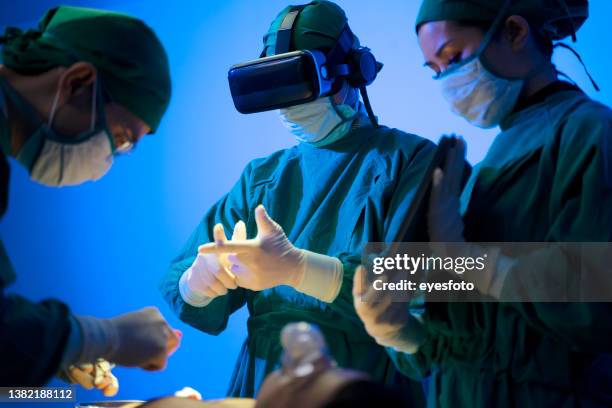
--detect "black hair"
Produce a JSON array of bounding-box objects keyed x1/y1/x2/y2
[
  {"x1": 322, "y1": 379, "x2": 409, "y2": 408},
  {"x1": 456, "y1": 18, "x2": 554, "y2": 59}
]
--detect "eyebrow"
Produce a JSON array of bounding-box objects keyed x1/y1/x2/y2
[{"x1": 423, "y1": 39, "x2": 455, "y2": 66}]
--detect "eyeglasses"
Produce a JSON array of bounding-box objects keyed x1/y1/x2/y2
[{"x1": 114, "y1": 128, "x2": 138, "y2": 155}]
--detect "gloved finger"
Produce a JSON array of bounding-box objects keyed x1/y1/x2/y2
[
  {"x1": 227, "y1": 252, "x2": 253, "y2": 265},
  {"x1": 443, "y1": 138, "x2": 467, "y2": 196},
  {"x1": 167, "y1": 328, "x2": 182, "y2": 356},
  {"x1": 353, "y1": 266, "x2": 368, "y2": 298},
  {"x1": 201, "y1": 285, "x2": 221, "y2": 298},
  {"x1": 95, "y1": 373, "x2": 112, "y2": 390},
  {"x1": 213, "y1": 223, "x2": 229, "y2": 245},
  {"x1": 229, "y1": 262, "x2": 250, "y2": 278},
  {"x1": 254, "y1": 205, "x2": 282, "y2": 236},
  {"x1": 209, "y1": 277, "x2": 229, "y2": 297},
  {"x1": 79, "y1": 363, "x2": 94, "y2": 374},
  {"x1": 359, "y1": 272, "x2": 389, "y2": 305},
  {"x1": 102, "y1": 373, "x2": 119, "y2": 397},
  {"x1": 198, "y1": 240, "x2": 259, "y2": 255},
  {"x1": 429, "y1": 168, "x2": 445, "y2": 213},
  {"x1": 232, "y1": 220, "x2": 247, "y2": 240},
  {"x1": 217, "y1": 267, "x2": 238, "y2": 289},
  {"x1": 140, "y1": 327, "x2": 175, "y2": 372},
  {"x1": 141, "y1": 354, "x2": 168, "y2": 371},
  {"x1": 67, "y1": 366, "x2": 94, "y2": 389},
  {"x1": 196, "y1": 269, "x2": 217, "y2": 297},
  {"x1": 226, "y1": 255, "x2": 252, "y2": 278},
  {"x1": 93, "y1": 360, "x2": 110, "y2": 387},
  {"x1": 364, "y1": 287, "x2": 393, "y2": 315}
]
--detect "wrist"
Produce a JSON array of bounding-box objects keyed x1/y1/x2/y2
[
  {"x1": 379, "y1": 314, "x2": 426, "y2": 354},
  {"x1": 179, "y1": 268, "x2": 213, "y2": 307},
  {"x1": 293, "y1": 250, "x2": 343, "y2": 302},
  {"x1": 73, "y1": 315, "x2": 119, "y2": 364}
]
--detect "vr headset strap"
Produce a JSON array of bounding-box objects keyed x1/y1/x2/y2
[{"x1": 275, "y1": 6, "x2": 306, "y2": 55}]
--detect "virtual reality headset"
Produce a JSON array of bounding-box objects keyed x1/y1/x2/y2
[{"x1": 228, "y1": 5, "x2": 383, "y2": 121}]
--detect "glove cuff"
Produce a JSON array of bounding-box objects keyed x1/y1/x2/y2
[
  {"x1": 179, "y1": 267, "x2": 213, "y2": 307},
  {"x1": 294, "y1": 250, "x2": 343, "y2": 302},
  {"x1": 73, "y1": 315, "x2": 119, "y2": 364}
]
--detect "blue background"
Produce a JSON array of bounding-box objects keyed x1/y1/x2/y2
[{"x1": 1, "y1": 0, "x2": 611, "y2": 405}]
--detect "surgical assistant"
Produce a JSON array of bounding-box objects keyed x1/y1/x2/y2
[
  {"x1": 160, "y1": 1, "x2": 434, "y2": 401},
  {"x1": 358, "y1": 0, "x2": 612, "y2": 406}
]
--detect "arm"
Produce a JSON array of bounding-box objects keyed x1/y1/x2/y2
[
  {"x1": 159, "y1": 163, "x2": 254, "y2": 335},
  {"x1": 0, "y1": 291, "x2": 72, "y2": 385},
  {"x1": 495, "y1": 111, "x2": 612, "y2": 352}
]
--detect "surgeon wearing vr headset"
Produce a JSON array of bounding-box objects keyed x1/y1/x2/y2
[{"x1": 161, "y1": 0, "x2": 433, "y2": 402}]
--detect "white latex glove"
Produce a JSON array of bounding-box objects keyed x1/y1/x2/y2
[
  {"x1": 179, "y1": 222, "x2": 246, "y2": 306},
  {"x1": 428, "y1": 137, "x2": 467, "y2": 243},
  {"x1": 174, "y1": 386, "x2": 202, "y2": 400},
  {"x1": 198, "y1": 205, "x2": 342, "y2": 302},
  {"x1": 353, "y1": 266, "x2": 425, "y2": 353},
  {"x1": 66, "y1": 359, "x2": 119, "y2": 397}
]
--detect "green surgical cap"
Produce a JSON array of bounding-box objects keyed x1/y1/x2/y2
[
  {"x1": 263, "y1": 0, "x2": 359, "y2": 56},
  {"x1": 415, "y1": 0, "x2": 589, "y2": 41},
  {"x1": 0, "y1": 6, "x2": 171, "y2": 133}
]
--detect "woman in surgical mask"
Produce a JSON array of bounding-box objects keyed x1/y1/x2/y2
[
  {"x1": 355, "y1": 0, "x2": 612, "y2": 406},
  {"x1": 0, "y1": 6, "x2": 180, "y2": 395}
]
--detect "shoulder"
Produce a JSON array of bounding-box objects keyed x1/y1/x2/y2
[
  {"x1": 361, "y1": 125, "x2": 435, "y2": 159},
  {"x1": 557, "y1": 94, "x2": 612, "y2": 146}
]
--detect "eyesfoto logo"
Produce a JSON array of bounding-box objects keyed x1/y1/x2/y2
[{"x1": 372, "y1": 253, "x2": 488, "y2": 275}]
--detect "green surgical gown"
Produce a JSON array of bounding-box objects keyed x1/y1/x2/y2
[
  {"x1": 390, "y1": 83, "x2": 612, "y2": 407},
  {"x1": 0, "y1": 84, "x2": 72, "y2": 385},
  {"x1": 160, "y1": 124, "x2": 435, "y2": 401}
]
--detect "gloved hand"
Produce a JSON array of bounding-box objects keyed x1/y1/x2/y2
[
  {"x1": 66, "y1": 359, "x2": 119, "y2": 397},
  {"x1": 198, "y1": 205, "x2": 343, "y2": 302},
  {"x1": 428, "y1": 137, "x2": 467, "y2": 243},
  {"x1": 75, "y1": 306, "x2": 181, "y2": 371},
  {"x1": 427, "y1": 137, "x2": 514, "y2": 298},
  {"x1": 179, "y1": 222, "x2": 246, "y2": 306},
  {"x1": 352, "y1": 266, "x2": 425, "y2": 353}
]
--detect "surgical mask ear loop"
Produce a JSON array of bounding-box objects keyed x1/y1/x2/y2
[
  {"x1": 438, "y1": 0, "x2": 512, "y2": 81},
  {"x1": 47, "y1": 77, "x2": 99, "y2": 131},
  {"x1": 46, "y1": 81, "x2": 62, "y2": 130},
  {"x1": 89, "y1": 77, "x2": 97, "y2": 132}
]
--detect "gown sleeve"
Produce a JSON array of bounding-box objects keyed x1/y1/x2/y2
[
  {"x1": 159, "y1": 162, "x2": 255, "y2": 335},
  {"x1": 0, "y1": 292, "x2": 72, "y2": 385},
  {"x1": 0, "y1": 149, "x2": 72, "y2": 385},
  {"x1": 327, "y1": 139, "x2": 436, "y2": 325},
  {"x1": 498, "y1": 105, "x2": 612, "y2": 353}
]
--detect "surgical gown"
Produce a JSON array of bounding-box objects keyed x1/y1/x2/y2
[
  {"x1": 390, "y1": 82, "x2": 612, "y2": 407},
  {"x1": 0, "y1": 83, "x2": 72, "y2": 385},
  {"x1": 160, "y1": 124, "x2": 435, "y2": 401}
]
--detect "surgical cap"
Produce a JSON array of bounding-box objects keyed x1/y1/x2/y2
[
  {"x1": 263, "y1": 0, "x2": 360, "y2": 57},
  {"x1": 0, "y1": 6, "x2": 171, "y2": 133},
  {"x1": 415, "y1": 0, "x2": 589, "y2": 41}
]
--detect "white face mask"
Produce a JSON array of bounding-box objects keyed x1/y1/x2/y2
[
  {"x1": 30, "y1": 130, "x2": 113, "y2": 186},
  {"x1": 279, "y1": 92, "x2": 359, "y2": 146},
  {"x1": 439, "y1": 56, "x2": 524, "y2": 128},
  {"x1": 26, "y1": 79, "x2": 114, "y2": 187}
]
